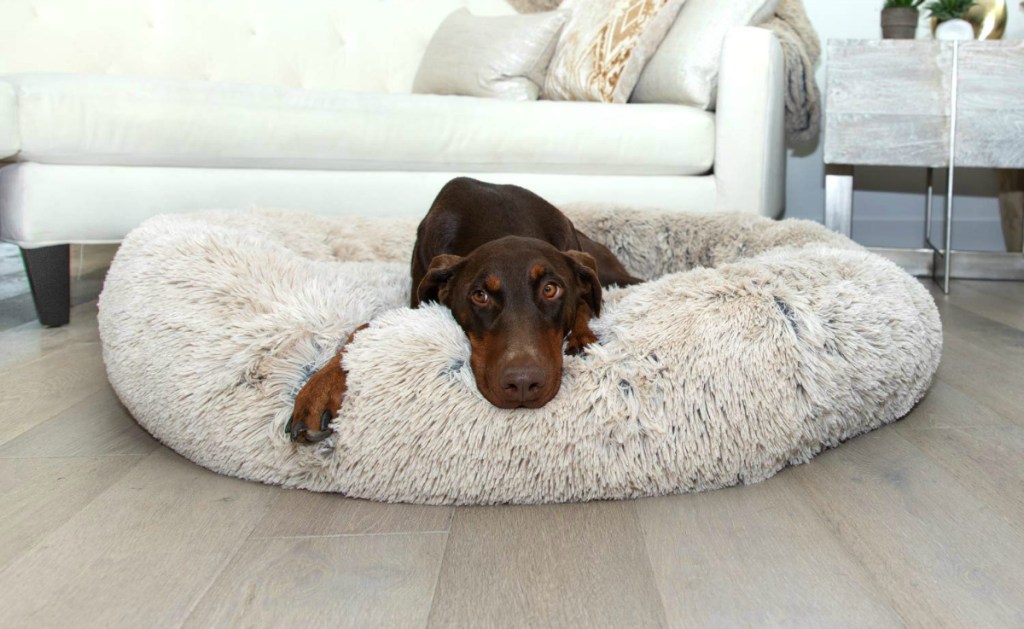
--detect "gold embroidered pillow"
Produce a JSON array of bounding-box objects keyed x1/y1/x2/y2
[{"x1": 542, "y1": 0, "x2": 687, "y2": 103}]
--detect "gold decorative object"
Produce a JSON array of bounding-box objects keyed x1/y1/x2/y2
[{"x1": 930, "y1": 0, "x2": 1007, "y2": 39}]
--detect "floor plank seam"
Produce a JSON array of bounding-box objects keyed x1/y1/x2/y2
[
  {"x1": 630, "y1": 502, "x2": 671, "y2": 628},
  {"x1": 423, "y1": 516, "x2": 458, "y2": 628},
  {"x1": 891, "y1": 427, "x2": 1024, "y2": 533},
  {"x1": 248, "y1": 529, "x2": 451, "y2": 541},
  {"x1": 0, "y1": 343, "x2": 105, "y2": 378},
  {"x1": 897, "y1": 425, "x2": 1010, "y2": 433},
  {"x1": 0, "y1": 341, "x2": 101, "y2": 369},
  {"x1": 934, "y1": 375, "x2": 1022, "y2": 427},
  {"x1": 175, "y1": 494, "x2": 281, "y2": 629},
  {"x1": 0, "y1": 383, "x2": 110, "y2": 447},
  {"x1": 789, "y1": 467, "x2": 920, "y2": 627},
  {"x1": 0, "y1": 454, "x2": 150, "y2": 580}
]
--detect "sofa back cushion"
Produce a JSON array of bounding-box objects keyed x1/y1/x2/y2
[
  {"x1": 413, "y1": 8, "x2": 568, "y2": 101},
  {"x1": 0, "y1": 0, "x2": 515, "y2": 92}
]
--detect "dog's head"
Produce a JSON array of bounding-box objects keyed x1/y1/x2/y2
[{"x1": 417, "y1": 236, "x2": 601, "y2": 409}]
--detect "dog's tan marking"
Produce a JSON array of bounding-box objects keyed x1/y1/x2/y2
[
  {"x1": 485, "y1": 275, "x2": 501, "y2": 292},
  {"x1": 565, "y1": 302, "x2": 598, "y2": 355},
  {"x1": 530, "y1": 264, "x2": 546, "y2": 281}
]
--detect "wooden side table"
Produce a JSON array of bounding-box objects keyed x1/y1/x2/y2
[{"x1": 824, "y1": 39, "x2": 1024, "y2": 292}]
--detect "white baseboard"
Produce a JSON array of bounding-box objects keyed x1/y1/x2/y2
[{"x1": 852, "y1": 216, "x2": 1007, "y2": 252}]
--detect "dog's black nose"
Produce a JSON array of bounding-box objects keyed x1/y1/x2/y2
[{"x1": 500, "y1": 364, "x2": 548, "y2": 404}]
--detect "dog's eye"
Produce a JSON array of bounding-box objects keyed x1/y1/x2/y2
[
  {"x1": 542, "y1": 282, "x2": 563, "y2": 299},
  {"x1": 470, "y1": 290, "x2": 490, "y2": 306}
]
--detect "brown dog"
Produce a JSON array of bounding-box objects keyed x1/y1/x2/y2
[{"x1": 287, "y1": 177, "x2": 641, "y2": 443}]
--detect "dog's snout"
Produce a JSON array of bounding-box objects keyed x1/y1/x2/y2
[{"x1": 499, "y1": 364, "x2": 548, "y2": 404}]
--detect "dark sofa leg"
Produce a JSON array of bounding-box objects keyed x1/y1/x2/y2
[{"x1": 20, "y1": 244, "x2": 71, "y2": 327}]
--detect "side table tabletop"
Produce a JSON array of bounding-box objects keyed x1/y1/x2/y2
[{"x1": 824, "y1": 39, "x2": 1024, "y2": 293}]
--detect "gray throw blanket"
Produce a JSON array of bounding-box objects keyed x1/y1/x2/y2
[
  {"x1": 763, "y1": 0, "x2": 822, "y2": 144},
  {"x1": 509, "y1": 0, "x2": 822, "y2": 144}
]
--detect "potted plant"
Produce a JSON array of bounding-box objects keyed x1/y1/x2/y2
[
  {"x1": 882, "y1": 0, "x2": 924, "y2": 39},
  {"x1": 926, "y1": 0, "x2": 978, "y2": 38}
]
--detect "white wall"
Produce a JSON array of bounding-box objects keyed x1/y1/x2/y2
[{"x1": 786, "y1": 0, "x2": 1024, "y2": 251}]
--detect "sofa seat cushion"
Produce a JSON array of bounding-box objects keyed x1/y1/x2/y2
[{"x1": 7, "y1": 74, "x2": 715, "y2": 176}]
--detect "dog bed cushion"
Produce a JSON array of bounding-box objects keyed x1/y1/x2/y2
[{"x1": 98, "y1": 207, "x2": 942, "y2": 505}]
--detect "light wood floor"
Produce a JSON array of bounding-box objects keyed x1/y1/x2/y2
[{"x1": 1, "y1": 247, "x2": 1023, "y2": 628}]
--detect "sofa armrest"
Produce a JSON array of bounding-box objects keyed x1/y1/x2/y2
[
  {"x1": 0, "y1": 81, "x2": 18, "y2": 159},
  {"x1": 714, "y1": 27, "x2": 785, "y2": 218}
]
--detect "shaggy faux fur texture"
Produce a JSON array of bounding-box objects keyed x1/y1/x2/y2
[{"x1": 98, "y1": 207, "x2": 941, "y2": 505}]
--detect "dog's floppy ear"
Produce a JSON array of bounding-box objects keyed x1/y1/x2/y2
[
  {"x1": 563, "y1": 250, "x2": 602, "y2": 317},
  {"x1": 417, "y1": 254, "x2": 465, "y2": 305}
]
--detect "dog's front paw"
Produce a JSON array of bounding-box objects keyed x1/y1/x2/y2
[
  {"x1": 565, "y1": 329, "x2": 598, "y2": 356},
  {"x1": 287, "y1": 358, "x2": 347, "y2": 444}
]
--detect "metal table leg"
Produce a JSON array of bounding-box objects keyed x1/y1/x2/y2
[
  {"x1": 925, "y1": 167, "x2": 933, "y2": 244},
  {"x1": 926, "y1": 40, "x2": 960, "y2": 295},
  {"x1": 825, "y1": 164, "x2": 855, "y2": 238}
]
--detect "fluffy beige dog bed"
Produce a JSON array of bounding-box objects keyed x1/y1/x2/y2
[{"x1": 98, "y1": 206, "x2": 941, "y2": 504}]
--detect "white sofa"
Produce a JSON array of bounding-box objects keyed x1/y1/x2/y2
[{"x1": 0, "y1": 0, "x2": 785, "y2": 325}]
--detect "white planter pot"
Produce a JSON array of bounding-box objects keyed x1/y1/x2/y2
[{"x1": 935, "y1": 18, "x2": 975, "y2": 40}]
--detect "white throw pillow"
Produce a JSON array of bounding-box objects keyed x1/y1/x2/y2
[
  {"x1": 413, "y1": 8, "x2": 569, "y2": 101},
  {"x1": 632, "y1": 0, "x2": 779, "y2": 108},
  {"x1": 542, "y1": 0, "x2": 688, "y2": 104}
]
